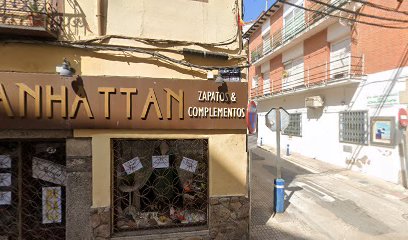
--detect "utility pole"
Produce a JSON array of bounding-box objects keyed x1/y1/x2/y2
[{"x1": 265, "y1": 0, "x2": 269, "y2": 11}]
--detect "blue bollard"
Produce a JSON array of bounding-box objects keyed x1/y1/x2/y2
[
  {"x1": 286, "y1": 144, "x2": 290, "y2": 156},
  {"x1": 274, "y1": 178, "x2": 285, "y2": 213}
]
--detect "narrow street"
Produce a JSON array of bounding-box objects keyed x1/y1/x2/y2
[{"x1": 249, "y1": 136, "x2": 408, "y2": 240}]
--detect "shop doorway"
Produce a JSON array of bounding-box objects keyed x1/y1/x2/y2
[
  {"x1": 0, "y1": 140, "x2": 66, "y2": 240},
  {"x1": 112, "y1": 139, "x2": 209, "y2": 234}
]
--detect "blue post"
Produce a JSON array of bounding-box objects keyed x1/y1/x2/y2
[
  {"x1": 274, "y1": 178, "x2": 285, "y2": 213},
  {"x1": 260, "y1": 137, "x2": 263, "y2": 146}
]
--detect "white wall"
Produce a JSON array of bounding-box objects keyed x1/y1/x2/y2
[{"x1": 256, "y1": 66, "x2": 408, "y2": 184}]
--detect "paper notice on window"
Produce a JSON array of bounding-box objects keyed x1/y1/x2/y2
[
  {"x1": 0, "y1": 191, "x2": 11, "y2": 205},
  {"x1": 0, "y1": 173, "x2": 11, "y2": 187},
  {"x1": 42, "y1": 187, "x2": 62, "y2": 224},
  {"x1": 152, "y1": 155, "x2": 169, "y2": 169},
  {"x1": 180, "y1": 157, "x2": 198, "y2": 173},
  {"x1": 0, "y1": 155, "x2": 11, "y2": 169},
  {"x1": 122, "y1": 157, "x2": 143, "y2": 175},
  {"x1": 32, "y1": 157, "x2": 66, "y2": 186}
]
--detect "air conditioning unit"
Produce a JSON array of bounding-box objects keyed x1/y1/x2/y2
[{"x1": 305, "y1": 96, "x2": 324, "y2": 108}]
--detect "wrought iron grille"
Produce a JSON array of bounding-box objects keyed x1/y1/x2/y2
[
  {"x1": 0, "y1": 0, "x2": 62, "y2": 35},
  {"x1": 0, "y1": 140, "x2": 66, "y2": 240},
  {"x1": 283, "y1": 113, "x2": 302, "y2": 137},
  {"x1": 113, "y1": 139, "x2": 209, "y2": 233},
  {"x1": 339, "y1": 111, "x2": 368, "y2": 145}
]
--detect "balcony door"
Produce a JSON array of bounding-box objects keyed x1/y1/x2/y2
[
  {"x1": 284, "y1": 0, "x2": 305, "y2": 42},
  {"x1": 330, "y1": 37, "x2": 351, "y2": 80},
  {"x1": 283, "y1": 57, "x2": 304, "y2": 91},
  {"x1": 263, "y1": 73, "x2": 271, "y2": 96}
]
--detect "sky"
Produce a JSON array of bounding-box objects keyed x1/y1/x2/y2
[{"x1": 243, "y1": 0, "x2": 276, "y2": 22}]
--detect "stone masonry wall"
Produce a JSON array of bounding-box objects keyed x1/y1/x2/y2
[
  {"x1": 209, "y1": 196, "x2": 250, "y2": 240},
  {"x1": 66, "y1": 138, "x2": 93, "y2": 240},
  {"x1": 91, "y1": 207, "x2": 111, "y2": 240}
]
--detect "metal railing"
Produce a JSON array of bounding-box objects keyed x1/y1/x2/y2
[
  {"x1": 250, "y1": 0, "x2": 348, "y2": 63},
  {"x1": 250, "y1": 55, "x2": 364, "y2": 99},
  {"x1": 0, "y1": 0, "x2": 61, "y2": 36}
]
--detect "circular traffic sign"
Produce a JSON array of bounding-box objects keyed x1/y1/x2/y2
[
  {"x1": 399, "y1": 108, "x2": 408, "y2": 128},
  {"x1": 247, "y1": 101, "x2": 257, "y2": 134}
]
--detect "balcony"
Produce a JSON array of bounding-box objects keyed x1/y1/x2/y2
[
  {"x1": 250, "y1": 0, "x2": 348, "y2": 64},
  {"x1": 0, "y1": 0, "x2": 61, "y2": 39},
  {"x1": 250, "y1": 55, "x2": 365, "y2": 99}
]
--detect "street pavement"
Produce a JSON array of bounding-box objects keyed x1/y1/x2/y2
[{"x1": 249, "y1": 135, "x2": 408, "y2": 240}]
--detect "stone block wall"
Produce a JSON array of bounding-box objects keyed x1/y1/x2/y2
[
  {"x1": 91, "y1": 207, "x2": 111, "y2": 240},
  {"x1": 66, "y1": 138, "x2": 93, "y2": 240},
  {"x1": 209, "y1": 196, "x2": 250, "y2": 240}
]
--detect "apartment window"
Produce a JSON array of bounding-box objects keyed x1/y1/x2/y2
[
  {"x1": 263, "y1": 33, "x2": 272, "y2": 54},
  {"x1": 113, "y1": 139, "x2": 208, "y2": 233},
  {"x1": 339, "y1": 111, "x2": 368, "y2": 145},
  {"x1": 330, "y1": 37, "x2": 351, "y2": 79},
  {"x1": 283, "y1": 113, "x2": 302, "y2": 137},
  {"x1": 252, "y1": 76, "x2": 258, "y2": 88}
]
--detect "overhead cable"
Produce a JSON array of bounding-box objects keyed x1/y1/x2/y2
[
  {"x1": 309, "y1": 0, "x2": 408, "y2": 23},
  {"x1": 278, "y1": 0, "x2": 408, "y2": 29}
]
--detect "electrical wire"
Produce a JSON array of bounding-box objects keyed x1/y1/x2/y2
[
  {"x1": 278, "y1": 0, "x2": 408, "y2": 29},
  {"x1": 308, "y1": 0, "x2": 408, "y2": 23},
  {"x1": 0, "y1": 39, "x2": 249, "y2": 71},
  {"x1": 350, "y1": 0, "x2": 408, "y2": 16}
]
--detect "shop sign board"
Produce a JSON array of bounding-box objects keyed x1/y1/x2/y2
[{"x1": 0, "y1": 73, "x2": 247, "y2": 130}]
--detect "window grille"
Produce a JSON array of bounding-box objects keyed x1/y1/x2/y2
[
  {"x1": 0, "y1": 141, "x2": 66, "y2": 240},
  {"x1": 112, "y1": 139, "x2": 208, "y2": 233},
  {"x1": 339, "y1": 111, "x2": 368, "y2": 144},
  {"x1": 283, "y1": 113, "x2": 302, "y2": 137}
]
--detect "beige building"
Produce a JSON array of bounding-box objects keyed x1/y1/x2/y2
[{"x1": 0, "y1": 0, "x2": 249, "y2": 239}]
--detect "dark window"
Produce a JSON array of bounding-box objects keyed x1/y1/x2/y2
[
  {"x1": 113, "y1": 139, "x2": 208, "y2": 234},
  {"x1": 283, "y1": 113, "x2": 302, "y2": 137},
  {"x1": 339, "y1": 111, "x2": 368, "y2": 144}
]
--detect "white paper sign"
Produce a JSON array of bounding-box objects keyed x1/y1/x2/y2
[
  {"x1": 0, "y1": 155, "x2": 11, "y2": 168},
  {"x1": 0, "y1": 173, "x2": 11, "y2": 187},
  {"x1": 122, "y1": 157, "x2": 143, "y2": 175},
  {"x1": 180, "y1": 157, "x2": 198, "y2": 173},
  {"x1": 42, "y1": 187, "x2": 62, "y2": 224},
  {"x1": 0, "y1": 191, "x2": 11, "y2": 205},
  {"x1": 152, "y1": 155, "x2": 169, "y2": 169},
  {"x1": 32, "y1": 157, "x2": 66, "y2": 186}
]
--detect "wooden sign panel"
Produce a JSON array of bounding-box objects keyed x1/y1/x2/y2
[{"x1": 0, "y1": 73, "x2": 248, "y2": 130}]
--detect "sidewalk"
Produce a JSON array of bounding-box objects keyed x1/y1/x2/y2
[
  {"x1": 259, "y1": 144, "x2": 408, "y2": 200},
  {"x1": 250, "y1": 144, "x2": 408, "y2": 240}
]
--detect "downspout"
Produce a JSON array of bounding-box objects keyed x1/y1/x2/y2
[{"x1": 96, "y1": 0, "x2": 104, "y2": 36}]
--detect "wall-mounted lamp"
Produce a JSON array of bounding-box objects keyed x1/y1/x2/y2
[
  {"x1": 56, "y1": 58, "x2": 75, "y2": 77},
  {"x1": 215, "y1": 75, "x2": 224, "y2": 83}
]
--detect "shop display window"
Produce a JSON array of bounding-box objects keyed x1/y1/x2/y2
[
  {"x1": 0, "y1": 141, "x2": 66, "y2": 240},
  {"x1": 112, "y1": 139, "x2": 208, "y2": 233}
]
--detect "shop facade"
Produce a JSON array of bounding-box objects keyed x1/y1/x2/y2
[{"x1": 0, "y1": 72, "x2": 249, "y2": 239}]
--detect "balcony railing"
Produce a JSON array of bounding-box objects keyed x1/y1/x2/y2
[
  {"x1": 0, "y1": 0, "x2": 61, "y2": 38},
  {"x1": 250, "y1": 0, "x2": 348, "y2": 64},
  {"x1": 250, "y1": 55, "x2": 364, "y2": 99}
]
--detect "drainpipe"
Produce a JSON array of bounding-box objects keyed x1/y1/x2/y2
[{"x1": 96, "y1": 0, "x2": 104, "y2": 36}]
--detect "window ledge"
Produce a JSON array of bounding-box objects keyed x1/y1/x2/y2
[{"x1": 112, "y1": 229, "x2": 209, "y2": 240}]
